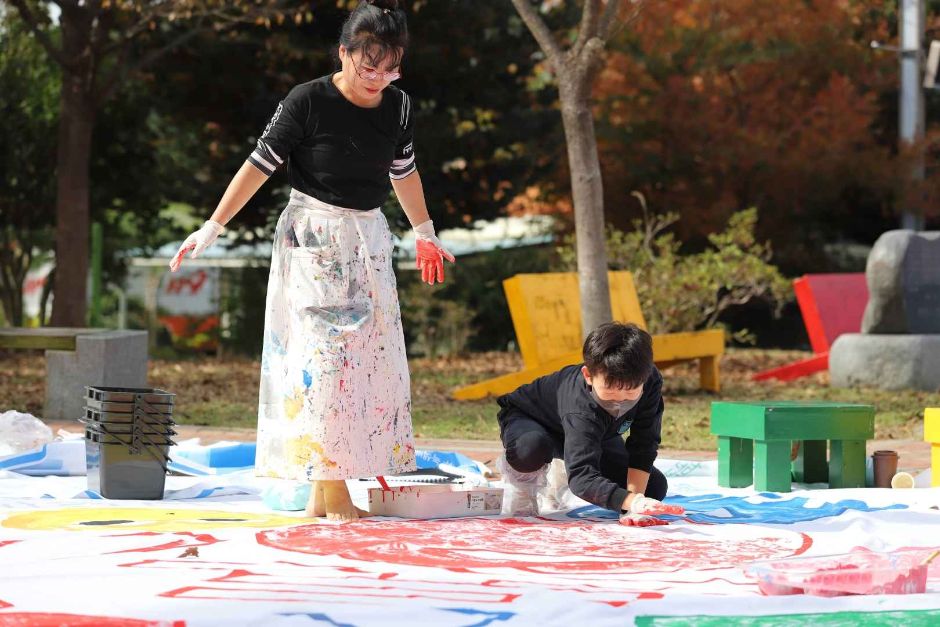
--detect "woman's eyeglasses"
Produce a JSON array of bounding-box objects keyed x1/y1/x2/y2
[{"x1": 351, "y1": 56, "x2": 401, "y2": 82}]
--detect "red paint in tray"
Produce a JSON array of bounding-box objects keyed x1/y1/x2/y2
[{"x1": 746, "y1": 547, "x2": 938, "y2": 596}]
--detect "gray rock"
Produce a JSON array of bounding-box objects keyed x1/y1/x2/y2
[
  {"x1": 44, "y1": 330, "x2": 148, "y2": 422},
  {"x1": 862, "y1": 230, "x2": 940, "y2": 334},
  {"x1": 829, "y1": 333, "x2": 940, "y2": 391}
]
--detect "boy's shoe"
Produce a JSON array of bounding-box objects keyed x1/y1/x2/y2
[
  {"x1": 497, "y1": 454, "x2": 548, "y2": 517},
  {"x1": 538, "y1": 458, "x2": 571, "y2": 512}
]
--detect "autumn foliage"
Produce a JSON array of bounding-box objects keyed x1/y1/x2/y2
[{"x1": 583, "y1": 0, "x2": 906, "y2": 270}]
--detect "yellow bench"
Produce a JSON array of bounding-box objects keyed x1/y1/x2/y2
[
  {"x1": 452, "y1": 271, "x2": 724, "y2": 400},
  {"x1": 926, "y1": 408, "x2": 940, "y2": 487}
]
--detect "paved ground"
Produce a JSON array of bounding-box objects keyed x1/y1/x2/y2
[{"x1": 49, "y1": 421, "x2": 932, "y2": 474}]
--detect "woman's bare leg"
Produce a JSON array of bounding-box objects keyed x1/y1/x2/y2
[
  {"x1": 320, "y1": 480, "x2": 371, "y2": 522},
  {"x1": 304, "y1": 481, "x2": 326, "y2": 518}
]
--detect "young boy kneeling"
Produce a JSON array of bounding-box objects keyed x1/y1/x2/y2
[{"x1": 497, "y1": 322, "x2": 685, "y2": 526}]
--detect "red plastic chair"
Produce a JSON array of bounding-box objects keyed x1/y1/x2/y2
[{"x1": 753, "y1": 273, "x2": 868, "y2": 382}]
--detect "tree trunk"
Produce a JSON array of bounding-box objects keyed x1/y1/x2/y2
[
  {"x1": 40, "y1": 265, "x2": 55, "y2": 326},
  {"x1": 50, "y1": 7, "x2": 95, "y2": 327},
  {"x1": 559, "y1": 74, "x2": 612, "y2": 337},
  {"x1": 0, "y1": 265, "x2": 24, "y2": 327},
  {"x1": 0, "y1": 222, "x2": 34, "y2": 326}
]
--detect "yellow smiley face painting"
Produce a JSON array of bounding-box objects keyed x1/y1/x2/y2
[{"x1": 1, "y1": 507, "x2": 302, "y2": 533}]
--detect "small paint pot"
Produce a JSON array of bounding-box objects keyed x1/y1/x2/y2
[
  {"x1": 872, "y1": 450, "x2": 900, "y2": 488},
  {"x1": 891, "y1": 471, "x2": 915, "y2": 489}
]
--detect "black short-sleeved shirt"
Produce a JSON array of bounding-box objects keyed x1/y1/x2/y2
[
  {"x1": 248, "y1": 75, "x2": 416, "y2": 210},
  {"x1": 497, "y1": 364, "x2": 664, "y2": 511}
]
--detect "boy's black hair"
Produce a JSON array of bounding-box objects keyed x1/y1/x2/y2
[{"x1": 582, "y1": 322, "x2": 654, "y2": 389}]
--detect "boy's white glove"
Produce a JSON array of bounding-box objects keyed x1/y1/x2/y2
[
  {"x1": 169, "y1": 220, "x2": 224, "y2": 272},
  {"x1": 628, "y1": 494, "x2": 685, "y2": 516},
  {"x1": 619, "y1": 512, "x2": 670, "y2": 527},
  {"x1": 618, "y1": 494, "x2": 685, "y2": 527}
]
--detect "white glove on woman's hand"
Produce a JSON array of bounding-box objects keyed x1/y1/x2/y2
[
  {"x1": 413, "y1": 220, "x2": 455, "y2": 285},
  {"x1": 169, "y1": 220, "x2": 224, "y2": 272}
]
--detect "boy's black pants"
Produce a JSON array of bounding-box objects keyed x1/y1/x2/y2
[{"x1": 499, "y1": 409, "x2": 668, "y2": 502}]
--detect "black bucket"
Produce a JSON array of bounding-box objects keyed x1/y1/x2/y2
[{"x1": 84, "y1": 386, "x2": 177, "y2": 500}]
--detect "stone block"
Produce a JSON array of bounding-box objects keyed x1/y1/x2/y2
[
  {"x1": 829, "y1": 333, "x2": 940, "y2": 391},
  {"x1": 44, "y1": 330, "x2": 148, "y2": 422},
  {"x1": 862, "y1": 230, "x2": 940, "y2": 334}
]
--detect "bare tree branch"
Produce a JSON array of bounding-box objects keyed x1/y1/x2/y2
[
  {"x1": 510, "y1": 0, "x2": 564, "y2": 69},
  {"x1": 8, "y1": 0, "x2": 70, "y2": 68},
  {"x1": 598, "y1": 0, "x2": 623, "y2": 40},
  {"x1": 90, "y1": 5, "x2": 115, "y2": 58},
  {"x1": 97, "y1": 2, "x2": 270, "y2": 59},
  {"x1": 573, "y1": 0, "x2": 601, "y2": 60},
  {"x1": 98, "y1": 5, "x2": 195, "y2": 58},
  {"x1": 95, "y1": 1, "x2": 269, "y2": 104},
  {"x1": 96, "y1": 25, "x2": 209, "y2": 104},
  {"x1": 611, "y1": 0, "x2": 656, "y2": 42}
]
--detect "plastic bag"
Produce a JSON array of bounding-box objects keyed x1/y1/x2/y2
[
  {"x1": 497, "y1": 454, "x2": 546, "y2": 516},
  {"x1": 538, "y1": 458, "x2": 573, "y2": 512},
  {"x1": 261, "y1": 480, "x2": 311, "y2": 511},
  {"x1": 0, "y1": 411, "x2": 54, "y2": 457}
]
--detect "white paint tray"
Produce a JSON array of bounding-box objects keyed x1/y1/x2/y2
[{"x1": 367, "y1": 484, "x2": 503, "y2": 519}]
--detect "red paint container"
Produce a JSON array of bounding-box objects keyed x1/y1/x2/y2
[{"x1": 745, "y1": 548, "x2": 933, "y2": 596}]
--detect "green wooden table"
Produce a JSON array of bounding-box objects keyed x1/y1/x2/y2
[{"x1": 711, "y1": 401, "x2": 874, "y2": 492}]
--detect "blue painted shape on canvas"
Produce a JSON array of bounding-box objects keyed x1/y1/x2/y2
[
  {"x1": 439, "y1": 608, "x2": 516, "y2": 627},
  {"x1": 567, "y1": 493, "x2": 907, "y2": 524},
  {"x1": 277, "y1": 612, "x2": 355, "y2": 627}
]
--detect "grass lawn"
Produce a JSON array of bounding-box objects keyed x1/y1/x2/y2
[{"x1": 1, "y1": 349, "x2": 934, "y2": 450}]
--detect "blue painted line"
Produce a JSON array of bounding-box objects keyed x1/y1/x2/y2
[
  {"x1": 440, "y1": 608, "x2": 516, "y2": 627},
  {"x1": 567, "y1": 493, "x2": 907, "y2": 524}
]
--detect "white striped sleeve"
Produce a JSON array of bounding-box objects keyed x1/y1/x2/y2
[
  {"x1": 390, "y1": 90, "x2": 416, "y2": 180},
  {"x1": 248, "y1": 88, "x2": 308, "y2": 176}
]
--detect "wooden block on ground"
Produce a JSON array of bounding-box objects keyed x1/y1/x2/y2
[
  {"x1": 711, "y1": 401, "x2": 874, "y2": 441},
  {"x1": 792, "y1": 439, "x2": 829, "y2": 483},
  {"x1": 718, "y1": 436, "x2": 753, "y2": 488},
  {"x1": 754, "y1": 440, "x2": 792, "y2": 492},
  {"x1": 829, "y1": 439, "x2": 867, "y2": 489}
]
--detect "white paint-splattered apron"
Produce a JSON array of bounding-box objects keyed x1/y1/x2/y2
[{"x1": 255, "y1": 189, "x2": 416, "y2": 481}]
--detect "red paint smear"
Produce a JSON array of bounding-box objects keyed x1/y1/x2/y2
[
  {"x1": 0, "y1": 600, "x2": 11, "y2": 609},
  {"x1": 794, "y1": 532, "x2": 813, "y2": 556},
  {"x1": 159, "y1": 567, "x2": 521, "y2": 604},
  {"x1": 256, "y1": 518, "x2": 811, "y2": 574},
  {"x1": 105, "y1": 532, "x2": 223, "y2": 555},
  {"x1": 0, "y1": 541, "x2": 20, "y2": 550},
  {"x1": 0, "y1": 614, "x2": 185, "y2": 627},
  {"x1": 117, "y1": 558, "x2": 670, "y2": 606}
]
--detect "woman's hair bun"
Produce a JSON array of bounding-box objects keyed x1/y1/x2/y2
[
  {"x1": 340, "y1": 0, "x2": 408, "y2": 62},
  {"x1": 367, "y1": 0, "x2": 400, "y2": 11}
]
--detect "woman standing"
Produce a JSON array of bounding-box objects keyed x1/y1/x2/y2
[{"x1": 170, "y1": 0, "x2": 454, "y2": 521}]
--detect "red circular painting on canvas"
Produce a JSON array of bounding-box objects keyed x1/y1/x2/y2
[
  {"x1": 257, "y1": 517, "x2": 811, "y2": 574},
  {"x1": 0, "y1": 614, "x2": 185, "y2": 627}
]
